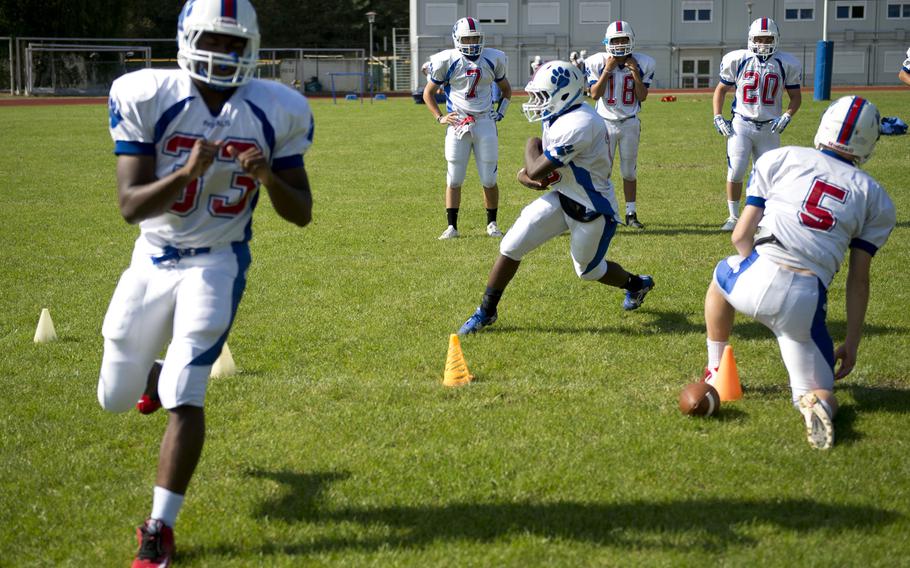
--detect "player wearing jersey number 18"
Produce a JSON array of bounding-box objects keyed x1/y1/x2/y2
[{"x1": 702, "y1": 96, "x2": 895, "y2": 450}]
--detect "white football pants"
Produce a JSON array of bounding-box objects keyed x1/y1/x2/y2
[
  {"x1": 726, "y1": 115, "x2": 780, "y2": 183},
  {"x1": 98, "y1": 237, "x2": 250, "y2": 412},
  {"x1": 445, "y1": 115, "x2": 498, "y2": 188},
  {"x1": 713, "y1": 251, "x2": 835, "y2": 403},
  {"x1": 500, "y1": 191, "x2": 618, "y2": 281},
  {"x1": 604, "y1": 116, "x2": 641, "y2": 181}
]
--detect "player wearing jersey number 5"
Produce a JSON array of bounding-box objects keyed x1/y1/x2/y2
[
  {"x1": 585, "y1": 21, "x2": 655, "y2": 230},
  {"x1": 702, "y1": 96, "x2": 895, "y2": 450},
  {"x1": 100, "y1": 1, "x2": 314, "y2": 565},
  {"x1": 423, "y1": 17, "x2": 513, "y2": 240},
  {"x1": 458, "y1": 61, "x2": 654, "y2": 336},
  {"x1": 713, "y1": 18, "x2": 802, "y2": 232}
]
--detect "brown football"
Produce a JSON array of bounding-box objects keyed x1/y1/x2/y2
[{"x1": 678, "y1": 381, "x2": 720, "y2": 416}]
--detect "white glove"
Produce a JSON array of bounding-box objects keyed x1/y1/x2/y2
[
  {"x1": 453, "y1": 115, "x2": 475, "y2": 139},
  {"x1": 713, "y1": 114, "x2": 733, "y2": 137},
  {"x1": 771, "y1": 112, "x2": 792, "y2": 134}
]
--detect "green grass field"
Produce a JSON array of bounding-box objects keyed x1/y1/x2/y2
[{"x1": 1, "y1": 90, "x2": 908, "y2": 566}]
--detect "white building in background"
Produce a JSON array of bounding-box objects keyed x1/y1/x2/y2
[{"x1": 408, "y1": 0, "x2": 910, "y2": 90}]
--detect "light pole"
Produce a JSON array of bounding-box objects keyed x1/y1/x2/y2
[{"x1": 366, "y1": 11, "x2": 377, "y2": 93}]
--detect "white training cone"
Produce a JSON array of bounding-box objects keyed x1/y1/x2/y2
[
  {"x1": 210, "y1": 342, "x2": 237, "y2": 378},
  {"x1": 34, "y1": 308, "x2": 58, "y2": 343}
]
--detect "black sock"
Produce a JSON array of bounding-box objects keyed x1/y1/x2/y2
[
  {"x1": 446, "y1": 208, "x2": 459, "y2": 230},
  {"x1": 622, "y1": 274, "x2": 644, "y2": 292},
  {"x1": 486, "y1": 208, "x2": 498, "y2": 224},
  {"x1": 481, "y1": 287, "x2": 503, "y2": 314}
]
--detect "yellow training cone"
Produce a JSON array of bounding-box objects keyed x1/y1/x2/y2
[
  {"x1": 210, "y1": 342, "x2": 237, "y2": 378},
  {"x1": 34, "y1": 308, "x2": 58, "y2": 343},
  {"x1": 443, "y1": 334, "x2": 474, "y2": 387},
  {"x1": 711, "y1": 344, "x2": 743, "y2": 401}
]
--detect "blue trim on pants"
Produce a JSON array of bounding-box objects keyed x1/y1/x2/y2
[
  {"x1": 810, "y1": 278, "x2": 835, "y2": 372},
  {"x1": 190, "y1": 242, "x2": 251, "y2": 366},
  {"x1": 582, "y1": 218, "x2": 617, "y2": 276},
  {"x1": 715, "y1": 250, "x2": 759, "y2": 295}
]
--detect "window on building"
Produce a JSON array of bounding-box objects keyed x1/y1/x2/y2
[
  {"x1": 579, "y1": 2, "x2": 611, "y2": 24},
  {"x1": 886, "y1": 3, "x2": 910, "y2": 18},
  {"x1": 477, "y1": 3, "x2": 508, "y2": 24},
  {"x1": 528, "y1": 3, "x2": 560, "y2": 25},
  {"x1": 682, "y1": 1, "x2": 713, "y2": 22},
  {"x1": 834, "y1": 2, "x2": 866, "y2": 19},
  {"x1": 784, "y1": 1, "x2": 815, "y2": 20},
  {"x1": 425, "y1": 3, "x2": 457, "y2": 26},
  {"x1": 681, "y1": 58, "x2": 712, "y2": 88}
]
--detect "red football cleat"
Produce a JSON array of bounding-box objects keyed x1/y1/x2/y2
[
  {"x1": 132, "y1": 518, "x2": 174, "y2": 568},
  {"x1": 136, "y1": 361, "x2": 163, "y2": 415},
  {"x1": 702, "y1": 366, "x2": 718, "y2": 384}
]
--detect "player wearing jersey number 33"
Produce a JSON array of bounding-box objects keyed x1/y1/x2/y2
[
  {"x1": 713, "y1": 17, "x2": 802, "y2": 232},
  {"x1": 100, "y1": 0, "x2": 314, "y2": 565},
  {"x1": 703, "y1": 96, "x2": 895, "y2": 450}
]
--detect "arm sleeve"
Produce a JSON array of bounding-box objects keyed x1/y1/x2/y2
[
  {"x1": 641, "y1": 56, "x2": 655, "y2": 87},
  {"x1": 494, "y1": 52, "x2": 508, "y2": 81},
  {"x1": 718, "y1": 53, "x2": 737, "y2": 86},
  {"x1": 542, "y1": 121, "x2": 589, "y2": 167},
  {"x1": 903, "y1": 48, "x2": 910, "y2": 72},
  {"x1": 428, "y1": 53, "x2": 450, "y2": 85},
  {"x1": 108, "y1": 75, "x2": 156, "y2": 155},
  {"x1": 853, "y1": 186, "x2": 897, "y2": 254},
  {"x1": 272, "y1": 96, "x2": 314, "y2": 170},
  {"x1": 585, "y1": 56, "x2": 602, "y2": 87},
  {"x1": 785, "y1": 55, "x2": 802, "y2": 88},
  {"x1": 745, "y1": 154, "x2": 773, "y2": 203}
]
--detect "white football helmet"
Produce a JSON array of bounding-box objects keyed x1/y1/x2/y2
[
  {"x1": 177, "y1": 0, "x2": 261, "y2": 88},
  {"x1": 748, "y1": 17, "x2": 779, "y2": 60},
  {"x1": 522, "y1": 60, "x2": 584, "y2": 122},
  {"x1": 452, "y1": 17, "x2": 484, "y2": 58},
  {"x1": 603, "y1": 21, "x2": 635, "y2": 57},
  {"x1": 814, "y1": 96, "x2": 881, "y2": 165}
]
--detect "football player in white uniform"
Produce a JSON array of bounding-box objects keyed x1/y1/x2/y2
[
  {"x1": 423, "y1": 17, "x2": 512, "y2": 240},
  {"x1": 713, "y1": 18, "x2": 802, "y2": 231},
  {"x1": 99, "y1": 1, "x2": 314, "y2": 564},
  {"x1": 899, "y1": 47, "x2": 910, "y2": 87},
  {"x1": 586, "y1": 21, "x2": 656, "y2": 230},
  {"x1": 458, "y1": 61, "x2": 654, "y2": 335},
  {"x1": 702, "y1": 96, "x2": 895, "y2": 449}
]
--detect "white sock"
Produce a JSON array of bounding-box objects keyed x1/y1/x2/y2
[
  {"x1": 626, "y1": 202, "x2": 636, "y2": 215},
  {"x1": 151, "y1": 486, "x2": 185, "y2": 528},
  {"x1": 707, "y1": 339, "x2": 727, "y2": 370},
  {"x1": 727, "y1": 200, "x2": 740, "y2": 219}
]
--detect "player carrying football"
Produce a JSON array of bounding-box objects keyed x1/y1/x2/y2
[
  {"x1": 99, "y1": 0, "x2": 314, "y2": 565},
  {"x1": 712, "y1": 18, "x2": 802, "y2": 231},
  {"x1": 423, "y1": 17, "x2": 513, "y2": 240},
  {"x1": 458, "y1": 61, "x2": 654, "y2": 335},
  {"x1": 703, "y1": 96, "x2": 895, "y2": 449}
]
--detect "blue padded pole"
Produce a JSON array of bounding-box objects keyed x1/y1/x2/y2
[{"x1": 814, "y1": 40, "x2": 833, "y2": 101}]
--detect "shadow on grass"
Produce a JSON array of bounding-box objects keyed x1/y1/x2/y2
[{"x1": 183, "y1": 469, "x2": 901, "y2": 559}]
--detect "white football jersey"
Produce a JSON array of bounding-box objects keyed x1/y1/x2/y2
[
  {"x1": 585, "y1": 52, "x2": 656, "y2": 120},
  {"x1": 747, "y1": 146, "x2": 895, "y2": 286},
  {"x1": 109, "y1": 69, "x2": 314, "y2": 250},
  {"x1": 903, "y1": 47, "x2": 910, "y2": 72},
  {"x1": 542, "y1": 104, "x2": 620, "y2": 221},
  {"x1": 719, "y1": 49, "x2": 801, "y2": 121},
  {"x1": 427, "y1": 48, "x2": 508, "y2": 115}
]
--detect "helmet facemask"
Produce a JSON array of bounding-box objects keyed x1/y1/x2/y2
[{"x1": 177, "y1": 0, "x2": 261, "y2": 89}]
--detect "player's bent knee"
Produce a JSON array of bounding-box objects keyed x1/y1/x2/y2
[
  {"x1": 578, "y1": 262, "x2": 607, "y2": 281},
  {"x1": 97, "y1": 362, "x2": 148, "y2": 413}
]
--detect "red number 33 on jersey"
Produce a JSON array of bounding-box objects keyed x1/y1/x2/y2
[{"x1": 799, "y1": 179, "x2": 847, "y2": 231}]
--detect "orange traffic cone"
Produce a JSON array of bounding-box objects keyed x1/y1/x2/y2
[
  {"x1": 712, "y1": 344, "x2": 743, "y2": 401},
  {"x1": 443, "y1": 334, "x2": 475, "y2": 387}
]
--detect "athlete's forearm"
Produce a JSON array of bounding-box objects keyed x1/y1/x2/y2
[
  {"x1": 117, "y1": 164, "x2": 195, "y2": 224},
  {"x1": 784, "y1": 88, "x2": 801, "y2": 117}
]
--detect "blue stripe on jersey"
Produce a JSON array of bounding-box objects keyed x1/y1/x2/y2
[
  {"x1": 735, "y1": 57, "x2": 751, "y2": 81},
  {"x1": 715, "y1": 250, "x2": 759, "y2": 295},
  {"x1": 272, "y1": 155, "x2": 303, "y2": 171},
  {"x1": 820, "y1": 148, "x2": 855, "y2": 165},
  {"x1": 482, "y1": 57, "x2": 495, "y2": 72},
  {"x1": 543, "y1": 149, "x2": 565, "y2": 167},
  {"x1": 745, "y1": 195, "x2": 766, "y2": 208},
  {"x1": 245, "y1": 100, "x2": 275, "y2": 156},
  {"x1": 429, "y1": 77, "x2": 444, "y2": 85},
  {"x1": 444, "y1": 84, "x2": 453, "y2": 112},
  {"x1": 114, "y1": 141, "x2": 155, "y2": 155},
  {"x1": 568, "y1": 162, "x2": 615, "y2": 217},
  {"x1": 306, "y1": 114, "x2": 315, "y2": 142},
  {"x1": 444, "y1": 60, "x2": 459, "y2": 84},
  {"x1": 190, "y1": 241, "x2": 251, "y2": 367},
  {"x1": 810, "y1": 278, "x2": 835, "y2": 372},
  {"x1": 849, "y1": 238, "x2": 879, "y2": 256},
  {"x1": 773, "y1": 56, "x2": 786, "y2": 84},
  {"x1": 153, "y1": 97, "x2": 195, "y2": 144},
  {"x1": 582, "y1": 218, "x2": 617, "y2": 276},
  {"x1": 719, "y1": 78, "x2": 735, "y2": 86}
]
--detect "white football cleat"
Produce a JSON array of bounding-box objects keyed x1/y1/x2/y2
[
  {"x1": 486, "y1": 221, "x2": 503, "y2": 237},
  {"x1": 799, "y1": 392, "x2": 834, "y2": 450},
  {"x1": 720, "y1": 217, "x2": 738, "y2": 232},
  {"x1": 438, "y1": 225, "x2": 460, "y2": 240}
]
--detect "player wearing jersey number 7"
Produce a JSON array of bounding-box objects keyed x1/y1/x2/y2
[
  {"x1": 702, "y1": 96, "x2": 895, "y2": 450},
  {"x1": 712, "y1": 18, "x2": 802, "y2": 232}
]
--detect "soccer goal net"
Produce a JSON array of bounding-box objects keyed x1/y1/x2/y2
[{"x1": 25, "y1": 44, "x2": 151, "y2": 95}]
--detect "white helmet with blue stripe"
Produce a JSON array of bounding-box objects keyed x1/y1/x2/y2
[
  {"x1": 452, "y1": 17, "x2": 484, "y2": 57},
  {"x1": 748, "y1": 17, "x2": 780, "y2": 60},
  {"x1": 814, "y1": 96, "x2": 881, "y2": 165},
  {"x1": 177, "y1": 0, "x2": 261, "y2": 88},
  {"x1": 522, "y1": 61, "x2": 584, "y2": 122}
]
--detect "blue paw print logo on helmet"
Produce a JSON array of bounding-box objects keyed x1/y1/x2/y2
[{"x1": 550, "y1": 66, "x2": 572, "y2": 94}]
